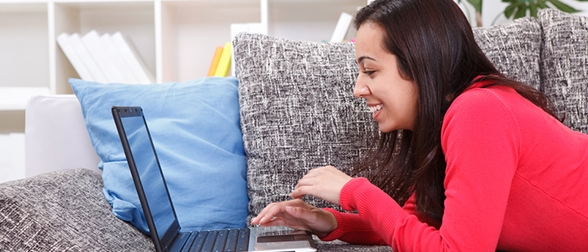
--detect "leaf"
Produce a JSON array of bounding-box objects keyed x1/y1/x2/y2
[
  {"x1": 536, "y1": 0, "x2": 549, "y2": 8},
  {"x1": 504, "y1": 2, "x2": 523, "y2": 19},
  {"x1": 529, "y1": 2, "x2": 538, "y2": 17},
  {"x1": 504, "y1": 4, "x2": 515, "y2": 18},
  {"x1": 471, "y1": 0, "x2": 586, "y2": 25},
  {"x1": 546, "y1": 0, "x2": 580, "y2": 13},
  {"x1": 514, "y1": 4, "x2": 529, "y2": 19},
  {"x1": 466, "y1": 0, "x2": 483, "y2": 12}
]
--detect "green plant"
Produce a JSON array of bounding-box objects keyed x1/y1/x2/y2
[{"x1": 458, "y1": 0, "x2": 588, "y2": 27}]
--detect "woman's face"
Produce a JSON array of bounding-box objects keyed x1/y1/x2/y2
[{"x1": 354, "y1": 22, "x2": 418, "y2": 133}]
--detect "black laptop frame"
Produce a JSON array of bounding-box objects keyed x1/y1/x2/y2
[{"x1": 112, "y1": 106, "x2": 181, "y2": 252}]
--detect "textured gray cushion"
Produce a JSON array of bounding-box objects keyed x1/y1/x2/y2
[
  {"x1": 539, "y1": 9, "x2": 588, "y2": 133},
  {"x1": 233, "y1": 33, "x2": 374, "y2": 219},
  {"x1": 0, "y1": 169, "x2": 153, "y2": 251},
  {"x1": 473, "y1": 17, "x2": 542, "y2": 90}
]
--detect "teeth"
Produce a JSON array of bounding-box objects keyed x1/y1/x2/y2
[{"x1": 369, "y1": 104, "x2": 383, "y2": 113}]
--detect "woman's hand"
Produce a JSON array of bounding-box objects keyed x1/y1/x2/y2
[
  {"x1": 251, "y1": 166, "x2": 352, "y2": 237},
  {"x1": 251, "y1": 199, "x2": 337, "y2": 238},
  {"x1": 291, "y1": 165, "x2": 353, "y2": 205}
]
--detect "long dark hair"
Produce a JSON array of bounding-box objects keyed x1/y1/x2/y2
[{"x1": 352, "y1": 0, "x2": 559, "y2": 224}]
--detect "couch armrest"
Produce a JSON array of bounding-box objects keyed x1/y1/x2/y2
[{"x1": 24, "y1": 95, "x2": 100, "y2": 177}]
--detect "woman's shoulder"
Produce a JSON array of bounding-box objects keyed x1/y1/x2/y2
[
  {"x1": 444, "y1": 83, "x2": 551, "y2": 136},
  {"x1": 450, "y1": 84, "x2": 524, "y2": 114},
  {"x1": 445, "y1": 83, "x2": 559, "y2": 134}
]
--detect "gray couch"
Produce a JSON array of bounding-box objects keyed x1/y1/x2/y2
[{"x1": 1, "y1": 9, "x2": 586, "y2": 251}]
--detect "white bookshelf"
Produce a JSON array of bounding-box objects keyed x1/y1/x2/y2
[
  {"x1": 267, "y1": 0, "x2": 362, "y2": 42},
  {"x1": 0, "y1": 0, "x2": 367, "y2": 112}
]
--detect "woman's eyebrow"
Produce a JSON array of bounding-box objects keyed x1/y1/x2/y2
[{"x1": 356, "y1": 55, "x2": 376, "y2": 64}]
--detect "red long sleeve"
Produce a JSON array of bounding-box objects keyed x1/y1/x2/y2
[
  {"x1": 322, "y1": 84, "x2": 588, "y2": 251},
  {"x1": 321, "y1": 193, "x2": 426, "y2": 245}
]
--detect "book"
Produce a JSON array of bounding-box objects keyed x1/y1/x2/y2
[
  {"x1": 99, "y1": 33, "x2": 139, "y2": 83},
  {"x1": 68, "y1": 33, "x2": 109, "y2": 83},
  {"x1": 214, "y1": 42, "x2": 232, "y2": 77},
  {"x1": 81, "y1": 30, "x2": 127, "y2": 83},
  {"x1": 110, "y1": 32, "x2": 154, "y2": 84},
  {"x1": 56, "y1": 33, "x2": 94, "y2": 81},
  {"x1": 207, "y1": 46, "x2": 224, "y2": 77},
  {"x1": 330, "y1": 12, "x2": 353, "y2": 42}
]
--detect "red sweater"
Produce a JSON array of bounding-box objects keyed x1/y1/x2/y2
[{"x1": 321, "y1": 83, "x2": 588, "y2": 251}]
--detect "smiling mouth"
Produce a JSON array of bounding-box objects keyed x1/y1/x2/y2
[{"x1": 368, "y1": 104, "x2": 383, "y2": 113}]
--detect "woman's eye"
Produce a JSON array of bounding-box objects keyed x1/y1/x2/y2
[{"x1": 363, "y1": 70, "x2": 375, "y2": 76}]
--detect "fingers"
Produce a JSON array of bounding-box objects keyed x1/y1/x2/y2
[
  {"x1": 291, "y1": 166, "x2": 352, "y2": 205},
  {"x1": 290, "y1": 183, "x2": 309, "y2": 199},
  {"x1": 251, "y1": 199, "x2": 305, "y2": 226},
  {"x1": 252, "y1": 166, "x2": 350, "y2": 226},
  {"x1": 291, "y1": 166, "x2": 332, "y2": 198},
  {"x1": 251, "y1": 199, "x2": 338, "y2": 237},
  {"x1": 251, "y1": 202, "x2": 281, "y2": 226}
]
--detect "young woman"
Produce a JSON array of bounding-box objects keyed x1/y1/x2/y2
[{"x1": 251, "y1": 0, "x2": 588, "y2": 250}]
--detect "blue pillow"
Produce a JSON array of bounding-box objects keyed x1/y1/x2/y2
[{"x1": 70, "y1": 77, "x2": 248, "y2": 234}]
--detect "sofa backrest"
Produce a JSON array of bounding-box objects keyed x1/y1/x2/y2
[
  {"x1": 538, "y1": 9, "x2": 588, "y2": 134},
  {"x1": 473, "y1": 17, "x2": 542, "y2": 90},
  {"x1": 25, "y1": 95, "x2": 101, "y2": 178}
]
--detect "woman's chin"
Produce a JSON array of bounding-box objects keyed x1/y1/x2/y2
[{"x1": 377, "y1": 123, "x2": 395, "y2": 133}]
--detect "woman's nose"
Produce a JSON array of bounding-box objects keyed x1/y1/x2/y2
[{"x1": 353, "y1": 79, "x2": 370, "y2": 98}]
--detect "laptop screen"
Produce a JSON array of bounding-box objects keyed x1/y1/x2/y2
[{"x1": 117, "y1": 108, "x2": 176, "y2": 240}]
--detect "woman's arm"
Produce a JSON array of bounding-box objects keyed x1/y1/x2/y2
[
  {"x1": 321, "y1": 193, "x2": 432, "y2": 245},
  {"x1": 320, "y1": 208, "x2": 387, "y2": 245}
]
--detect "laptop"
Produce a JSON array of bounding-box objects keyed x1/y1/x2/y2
[{"x1": 111, "y1": 106, "x2": 317, "y2": 252}]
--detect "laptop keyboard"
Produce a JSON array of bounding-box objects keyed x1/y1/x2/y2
[{"x1": 178, "y1": 228, "x2": 250, "y2": 252}]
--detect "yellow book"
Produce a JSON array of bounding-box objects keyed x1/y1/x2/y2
[
  {"x1": 207, "y1": 46, "x2": 224, "y2": 77},
  {"x1": 214, "y1": 42, "x2": 232, "y2": 77}
]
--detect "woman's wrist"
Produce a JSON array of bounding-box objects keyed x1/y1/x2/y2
[
  {"x1": 317, "y1": 208, "x2": 346, "y2": 240},
  {"x1": 312, "y1": 208, "x2": 338, "y2": 238}
]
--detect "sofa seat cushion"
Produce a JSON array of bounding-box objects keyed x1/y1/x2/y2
[
  {"x1": 0, "y1": 169, "x2": 153, "y2": 251},
  {"x1": 539, "y1": 9, "x2": 588, "y2": 134}
]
